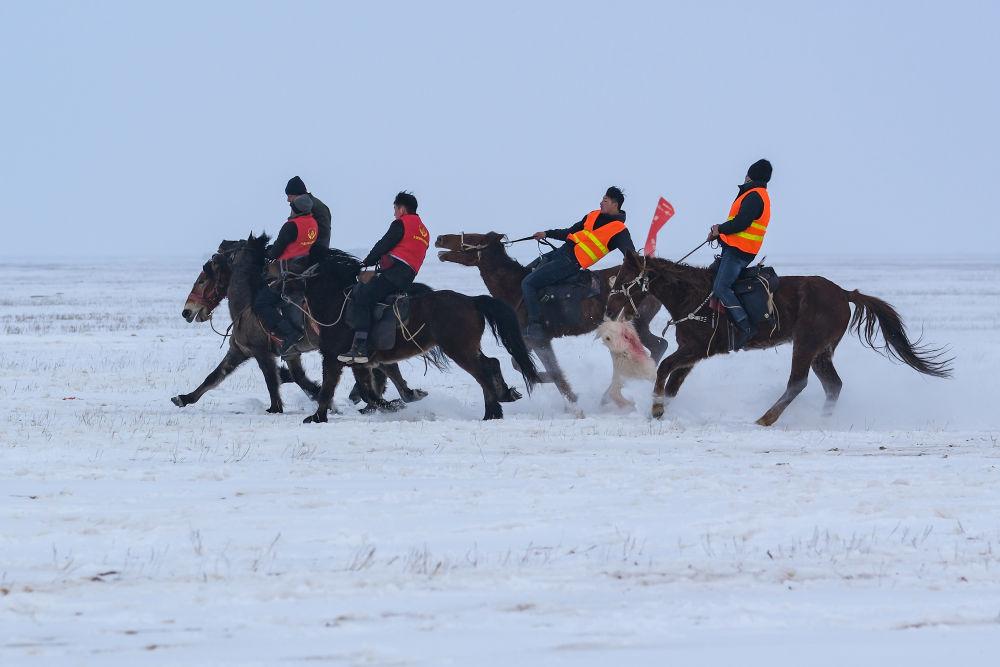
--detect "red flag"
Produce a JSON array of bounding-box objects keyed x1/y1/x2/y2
[{"x1": 643, "y1": 197, "x2": 675, "y2": 256}]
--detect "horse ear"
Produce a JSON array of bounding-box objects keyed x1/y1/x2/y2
[
  {"x1": 486, "y1": 232, "x2": 503, "y2": 244},
  {"x1": 247, "y1": 231, "x2": 255, "y2": 242}
]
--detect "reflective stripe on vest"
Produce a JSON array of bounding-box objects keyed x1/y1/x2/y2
[
  {"x1": 567, "y1": 210, "x2": 627, "y2": 268},
  {"x1": 277, "y1": 214, "x2": 319, "y2": 260},
  {"x1": 381, "y1": 213, "x2": 429, "y2": 274},
  {"x1": 719, "y1": 187, "x2": 770, "y2": 255}
]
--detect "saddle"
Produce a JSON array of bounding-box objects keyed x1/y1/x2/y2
[
  {"x1": 538, "y1": 270, "x2": 601, "y2": 328},
  {"x1": 709, "y1": 259, "x2": 780, "y2": 328},
  {"x1": 344, "y1": 289, "x2": 415, "y2": 352}
]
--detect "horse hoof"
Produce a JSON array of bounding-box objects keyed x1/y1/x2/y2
[
  {"x1": 303, "y1": 413, "x2": 326, "y2": 424},
  {"x1": 651, "y1": 402, "x2": 664, "y2": 419},
  {"x1": 171, "y1": 395, "x2": 187, "y2": 407},
  {"x1": 755, "y1": 416, "x2": 775, "y2": 427},
  {"x1": 382, "y1": 399, "x2": 406, "y2": 413},
  {"x1": 266, "y1": 406, "x2": 283, "y2": 414},
  {"x1": 359, "y1": 404, "x2": 378, "y2": 415},
  {"x1": 403, "y1": 388, "x2": 428, "y2": 403}
]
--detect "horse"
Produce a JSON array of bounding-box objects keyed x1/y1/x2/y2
[
  {"x1": 606, "y1": 252, "x2": 953, "y2": 426},
  {"x1": 174, "y1": 238, "x2": 426, "y2": 413},
  {"x1": 253, "y1": 234, "x2": 543, "y2": 422},
  {"x1": 434, "y1": 232, "x2": 667, "y2": 404}
]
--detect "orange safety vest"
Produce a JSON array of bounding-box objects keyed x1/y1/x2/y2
[
  {"x1": 567, "y1": 210, "x2": 627, "y2": 268},
  {"x1": 277, "y1": 214, "x2": 319, "y2": 260},
  {"x1": 719, "y1": 188, "x2": 771, "y2": 256}
]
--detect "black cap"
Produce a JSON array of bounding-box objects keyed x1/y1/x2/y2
[
  {"x1": 747, "y1": 159, "x2": 772, "y2": 184},
  {"x1": 285, "y1": 176, "x2": 307, "y2": 196}
]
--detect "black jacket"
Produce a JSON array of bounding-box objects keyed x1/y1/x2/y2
[
  {"x1": 364, "y1": 219, "x2": 404, "y2": 267},
  {"x1": 718, "y1": 181, "x2": 767, "y2": 261},
  {"x1": 546, "y1": 211, "x2": 635, "y2": 265},
  {"x1": 306, "y1": 194, "x2": 332, "y2": 250}
]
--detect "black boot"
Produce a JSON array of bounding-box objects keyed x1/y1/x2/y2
[
  {"x1": 338, "y1": 332, "x2": 370, "y2": 364},
  {"x1": 733, "y1": 318, "x2": 757, "y2": 351},
  {"x1": 275, "y1": 320, "x2": 304, "y2": 358}
]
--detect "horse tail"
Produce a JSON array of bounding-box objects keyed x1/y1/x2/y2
[
  {"x1": 845, "y1": 290, "x2": 953, "y2": 378},
  {"x1": 473, "y1": 296, "x2": 541, "y2": 390}
]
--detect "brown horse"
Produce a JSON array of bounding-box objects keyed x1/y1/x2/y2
[
  {"x1": 174, "y1": 238, "x2": 425, "y2": 413},
  {"x1": 434, "y1": 232, "x2": 667, "y2": 403},
  {"x1": 276, "y1": 235, "x2": 541, "y2": 422},
  {"x1": 606, "y1": 252, "x2": 953, "y2": 426}
]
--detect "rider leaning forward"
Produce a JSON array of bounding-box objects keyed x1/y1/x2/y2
[
  {"x1": 707, "y1": 158, "x2": 772, "y2": 350},
  {"x1": 521, "y1": 186, "x2": 636, "y2": 341}
]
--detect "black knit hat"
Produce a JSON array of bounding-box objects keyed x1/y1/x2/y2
[
  {"x1": 747, "y1": 159, "x2": 772, "y2": 184},
  {"x1": 285, "y1": 176, "x2": 308, "y2": 196}
]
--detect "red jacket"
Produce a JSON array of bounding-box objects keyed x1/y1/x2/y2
[
  {"x1": 382, "y1": 214, "x2": 429, "y2": 273},
  {"x1": 276, "y1": 214, "x2": 318, "y2": 260}
]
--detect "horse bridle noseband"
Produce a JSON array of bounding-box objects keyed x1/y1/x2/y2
[{"x1": 608, "y1": 255, "x2": 651, "y2": 317}]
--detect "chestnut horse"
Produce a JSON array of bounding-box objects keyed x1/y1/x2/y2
[
  {"x1": 435, "y1": 232, "x2": 666, "y2": 404},
  {"x1": 607, "y1": 252, "x2": 952, "y2": 425}
]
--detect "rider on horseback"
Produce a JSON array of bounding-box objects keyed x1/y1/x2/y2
[
  {"x1": 707, "y1": 158, "x2": 773, "y2": 350},
  {"x1": 339, "y1": 192, "x2": 429, "y2": 365},
  {"x1": 253, "y1": 194, "x2": 318, "y2": 357},
  {"x1": 521, "y1": 186, "x2": 635, "y2": 341},
  {"x1": 285, "y1": 176, "x2": 332, "y2": 256}
]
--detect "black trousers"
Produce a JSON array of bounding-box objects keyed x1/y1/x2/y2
[{"x1": 351, "y1": 263, "x2": 416, "y2": 333}]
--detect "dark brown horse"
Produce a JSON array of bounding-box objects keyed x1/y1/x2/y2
[
  {"x1": 607, "y1": 252, "x2": 952, "y2": 425},
  {"x1": 434, "y1": 232, "x2": 667, "y2": 403},
  {"x1": 276, "y1": 234, "x2": 541, "y2": 422},
  {"x1": 174, "y1": 238, "x2": 425, "y2": 413}
]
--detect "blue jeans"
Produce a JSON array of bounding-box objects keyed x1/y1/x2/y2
[
  {"x1": 521, "y1": 249, "x2": 579, "y2": 323},
  {"x1": 712, "y1": 246, "x2": 752, "y2": 324}
]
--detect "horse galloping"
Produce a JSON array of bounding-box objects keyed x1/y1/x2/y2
[
  {"x1": 174, "y1": 238, "x2": 426, "y2": 413},
  {"x1": 607, "y1": 252, "x2": 952, "y2": 426},
  {"x1": 434, "y1": 231, "x2": 667, "y2": 405},
  {"x1": 279, "y1": 235, "x2": 542, "y2": 422}
]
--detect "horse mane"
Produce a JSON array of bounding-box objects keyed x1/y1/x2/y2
[
  {"x1": 312, "y1": 247, "x2": 362, "y2": 288},
  {"x1": 643, "y1": 255, "x2": 714, "y2": 288}
]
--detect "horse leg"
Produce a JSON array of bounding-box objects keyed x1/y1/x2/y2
[
  {"x1": 482, "y1": 354, "x2": 522, "y2": 403},
  {"x1": 441, "y1": 344, "x2": 504, "y2": 420},
  {"x1": 756, "y1": 346, "x2": 814, "y2": 426},
  {"x1": 532, "y1": 341, "x2": 578, "y2": 404},
  {"x1": 172, "y1": 348, "x2": 248, "y2": 408},
  {"x1": 635, "y1": 298, "x2": 669, "y2": 363},
  {"x1": 811, "y1": 350, "x2": 843, "y2": 417},
  {"x1": 651, "y1": 349, "x2": 700, "y2": 419},
  {"x1": 284, "y1": 354, "x2": 320, "y2": 400},
  {"x1": 383, "y1": 362, "x2": 428, "y2": 403},
  {"x1": 303, "y1": 354, "x2": 344, "y2": 424},
  {"x1": 255, "y1": 354, "x2": 284, "y2": 413}
]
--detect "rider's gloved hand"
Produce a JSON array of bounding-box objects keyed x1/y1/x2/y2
[{"x1": 532, "y1": 231, "x2": 547, "y2": 240}]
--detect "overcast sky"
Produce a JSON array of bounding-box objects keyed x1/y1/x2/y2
[{"x1": 1, "y1": 0, "x2": 997, "y2": 260}]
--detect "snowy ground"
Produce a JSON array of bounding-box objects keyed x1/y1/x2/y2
[{"x1": 2, "y1": 252, "x2": 999, "y2": 665}]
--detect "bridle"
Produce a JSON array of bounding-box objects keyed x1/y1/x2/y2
[
  {"x1": 186, "y1": 251, "x2": 233, "y2": 313},
  {"x1": 608, "y1": 254, "x2": 652, "y2": 318}
]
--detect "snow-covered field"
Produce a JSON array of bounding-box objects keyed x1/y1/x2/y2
[{"x1": 2, "y1": 252, "x2": 999, "y2": 665}]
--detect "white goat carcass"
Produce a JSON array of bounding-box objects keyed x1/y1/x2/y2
[{"x1": 596, "y1": 319, "x2": 658, "y2": 409}]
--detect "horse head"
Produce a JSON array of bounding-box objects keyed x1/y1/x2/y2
[
  {"x1": 181, "y1": 240, "x2": 241, "y2": 322},
  {"x1": 434, "y1": 231, "x2": 507, "y2": 266},
  {"x1": 605, "y1": 251, "x2": 652, "y2": 321}
]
